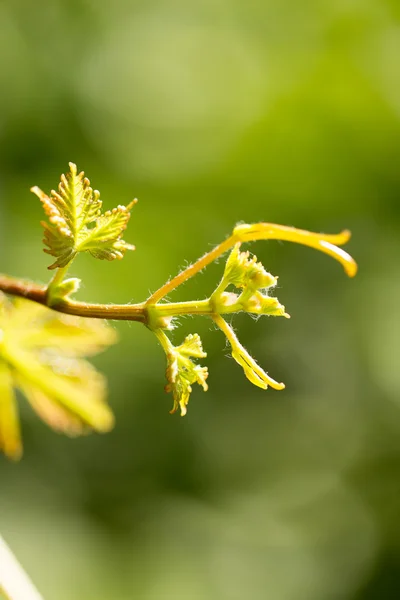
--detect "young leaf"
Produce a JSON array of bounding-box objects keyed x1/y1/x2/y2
[
  {"x1": 31, "y1": 163, "x2": 136, "y2": 269},
  {"x1": 222, "y1": 243, "x2": 277, "y2": 291},
  {"x1": 10, "y1": 298, "x2": 117, "y2": 356},
  {"x1": 243, "y1": 292, "x2": 290, "y2": 318},
  {"x1": 76, "y1": 206, "x2": 136, "y2": 260},
  {"x1": 0, "y1": 295, "x2": 117, "y2": 459},
  {"x1": 158, "y1": 332, "x2": 208, "y2": 416},
  {"x1": 176, "y1": 333, "x2": 207, "y2": 359},
  {"x1": 212, "y1": 245, "x2": 289, "y2": 318},
  {"x1": 0, "y1": 362, "x2": 22, "y2": 461}
]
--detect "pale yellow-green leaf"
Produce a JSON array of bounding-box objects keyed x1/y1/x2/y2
[
  {"x1": 222, "y1": 243, "x2": 277, "y2": 291},
  {"x1": 211, "y1": 245, "x2": 290, "y2": 320},
  {"x1": 10, "y1": 299, "x2": 117, "y2": 356},
  {"x1": 11, "y1": 348, "x2": 112, "y2": 432},
  {"x1": 0, "y1": 361, "x2": 22, "y2": 460},
  {"x1": 31, "y1": 162, "x2": 136, "y2": 269},
  {"x1": 163, "y1": 333, "x2": 208, "y2": 416},
  {"x1": 0, "y1": 297, "x2": 117, "y2": 459},
  {"x1": 77, "y1": 204, "x2": 136, "y2": 260},
  {"x1": 243, "y1": 291, "x2": 290, "y2": 318},
  {"x1": 176, "y1": 333, "x2": 206, "y2": 359},
  {"x1": 16, "y1": 377, "x2": 88, "y2": 436}
]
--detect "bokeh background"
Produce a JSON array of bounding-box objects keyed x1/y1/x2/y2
[{"x1": 1, "y1": 0, "x2": 400, "y2": 598}]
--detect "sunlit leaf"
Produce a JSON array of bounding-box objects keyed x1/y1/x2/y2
[
  {"x1": 213, "y1": 245, "x2": 289, "y2": 318},
  {"x1": 222, "y1": 243, "x2": 277, "y2": 291},
  {"x1": 244, "y1": 291, "x2": 290, "y2": 318},
  {"x1": 176, "y1": 333, "x2": 207, "y2": 359},
  {"x1": 162, "y1": 333, "x2": 208, "y2": 416},
  {"x1": 16, "y1": 377, "x2": 87, "y2": 437},
  {"x1": 0, "y1": 362, "x2": 22, "y2": 460},
  {"x1": 77, "y1": 205, "x2": 136, "y2": 260},
  {"x1": 31, "y1": 162, "x2": 136, "y2": 269},
  {"x1": 10, "y1": 299, "x2": 117, "y2": 356},
  {"x1": 0, "y1": 296, "x2": 117, "y2": 459}
]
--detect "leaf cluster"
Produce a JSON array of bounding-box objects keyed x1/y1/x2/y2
[{"x1": 0, "y1": 162, "x2": 357, "y2": 459}]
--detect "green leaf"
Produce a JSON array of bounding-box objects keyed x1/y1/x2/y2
[
  {"x1": 212, "y1": 245, "x2": 290, "y2": 318},
  {"x1": 0, "y1": 362, "x2": 22, "y2": 461},
  {"x1": 243, "y1": 291, "x2": 290, "y2": 318},
  {"x1": 16, "y1": 377, "x2": 88, "y2": 437},
  {"x1": 10, "y1": 299, "x2": 117, "y2": 356},
  {"x1": 176, "y1": 333, "x2": 207, "y2": 359},
  {"x1": 223, "y1": 243, "x2": 277, "y2": 291},
  {"x1": 77, "y1": 205, "x2": 136, "y2": 259},
  {"x1": 31, "y1": 162, "x2": 136, "y2": 269},
  {"x1": 162, "y1": 333, "x2": 208, "y2": 416},
  {"x1": 0, "y1": 295, "x2": 117, "y2": 459}
]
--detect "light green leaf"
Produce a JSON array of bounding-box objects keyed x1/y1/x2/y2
[
  {"x1": 211, "y1": 244, "x2": 291, "y2": 319},
  {"x1": 176, "y1": 333, "x2": 207, "y2": 359},
  {"x1": 0, "y1": 297, "x2": 117, "y2": 459},
  {"x1": 16, "y1": 377, "x2": 88, "y2": 437},
  {"x1": 223, "y1": 243, "x2": 277, "y2": 291},
  {"x1": 31, "y1": 162, "x2": 136, "y2": 269},
  {"x1": 244, "y1": 291, "x2": 290, "y2": 318},
  {"x1": 10, "y1": 299, "x2": 117, "y2": 356},
  {"x1": 77, "y1": 205, "x2": 136, "y2": 259},
  {"x1": 8, "y1": 345, "x2": 113, "y2": 433},
  {"x1": 0, "y1": 362, "x2": 22, "y2": 461},
  {"x1": 162, "y1": 332, "x2": 208, "y2": 416}
]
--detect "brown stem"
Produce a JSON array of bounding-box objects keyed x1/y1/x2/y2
[
  {"x1": 0, "y1": 276, "x2": 47, "y2": 304},
  {"x1": 0, "y1": 275, "x2": 145, "y2": 323},
  {"x1": 53, "y1": 299, "x2": 146, "y2": 322}
]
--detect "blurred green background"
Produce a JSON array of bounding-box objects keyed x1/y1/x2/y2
[{"x1": 1, "y1": 0, "x2": 400, "y2": 598}]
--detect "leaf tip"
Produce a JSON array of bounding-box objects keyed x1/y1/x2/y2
[
  {"x1": 68, "y1": 162, "x2": 78, "y2": 175},
  {"x1": 127, "y1": 198, "x2": 138, "y2": 210},
  {"x1": 30, "y1": 186, "x2": 47, "y2": 200}
]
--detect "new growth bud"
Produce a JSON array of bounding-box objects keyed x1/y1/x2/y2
[{"x1": 157, "y1": 332, "x2": 208, "y2": 416}]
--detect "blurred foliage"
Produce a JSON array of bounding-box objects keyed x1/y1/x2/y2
[
  {"x1": 0, "y1": 0, "x2": 400, "y2": 598},
  {"x1": 0, "y1": 295, "x2": 117, "y2": 460}
]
